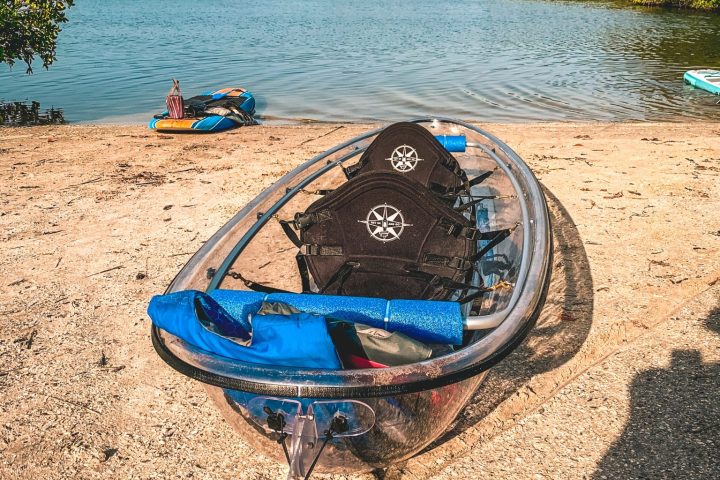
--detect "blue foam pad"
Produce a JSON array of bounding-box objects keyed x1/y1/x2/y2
[
  {"x1": 208, "y1": 290, "x2": 266, "y2": 324},
  {"x1": 267, "y1": 292, "x2": 387, "y2": 325},
  {"x1": 388, "y1": 299, "x2": 464, "y2": 345},
  {"x1": 265, "y1": 293, "x2": 463, "y2": 345},
  {"x1": 434, "y1": 135, "x2": 466, "y2": 152},
  {"x1": 152, "y1": 289, "x2": 464, "y2": 351},
  {"x1": 267, "y1": 292, "x2": 463, "y2": 345},
  {"x1": 148, "y1": 290, "x2": 341, "y2": 369}
]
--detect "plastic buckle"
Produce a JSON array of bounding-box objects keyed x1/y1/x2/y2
[
  {"x1": 463, "y1": 227, "x2": 479, "y2": 240},
  {"x1": 301, "y1": 244, "x2": 320, "y2": 255},
  {"x1": 449, "y1": 257, "x2": 473, "y2": 270}
]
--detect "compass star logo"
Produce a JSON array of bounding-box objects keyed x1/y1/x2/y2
[
  {"x1": 359, "y1": 204, "x2": 412, "y2": 242},
  {"x1": 386, "y1": 144, "x2": 423, "y2": 173}
]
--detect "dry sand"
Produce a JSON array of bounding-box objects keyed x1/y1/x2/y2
[{"x1": 0, "y1": 122, "x2": 718, "y2": 479}]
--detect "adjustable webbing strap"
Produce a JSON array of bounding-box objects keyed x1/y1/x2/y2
[
  {"x1": 294, "y1": 210, "x2": 332, "y2": 229},
  {"x1": 227, "y1": 271, "x2": 290, "y2": 294},
  {"x1": 454, "y1": 196, "x2": 502, "y2": 213},
  {"x1": 468, "y1": 169, "x2": 495, "y2": 188},
  {"x1": 403, "y1": 266, "x2": 479, "y2": 292},
  {"x1": 343, "y1": 161, "x2": 363, "y2": 179},
  {"x1": 296, "y1": 254, "x2": 312, "y2": 292},
  {"x1": 319, "y1": 261, "x2": 359, "y2": 294},
  {"x1": 438, "y1": 219, "x2": 480, "y2": 240},
  {"x1": 471, "y1": 226, "x2": 518, "y2": 263},
  {"x1": 279, "y1": 220, "x2": 302, "y2": 248},
  {"x1": 440, "y1": 169, "x2": 496, "y2": 198},
  {"x1": 458, "y1": 280, "x2": 513, "y2": 304},
  {"x1": 301, "y1": 245, "x2": 344, "y2": 256},
  {"x1": 421, "y1": 253, "x2": 474, "y2": 271},
  {"x1": 299, "y1": 188, "x2": 335, "y2": 196}
]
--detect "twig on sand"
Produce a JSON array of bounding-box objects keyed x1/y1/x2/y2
[
  {"x1": 86, "y1": 265, "x2": 124, "y2": 277},
  {"x1": 66, "y1": 176, "x2": 104, "y2": 188},
  {"x1": 298, "y1": 125, "x2": 345, "y2": 146},
  {"x1": 41, "y1": 393, "x2": 101, "y2": 415},
  {"x1": 23, "y1": 330, "x2": 37, "y2": 349},
  {"x1": 7, "y1": 278, "x2": 26, "y2": 286}
]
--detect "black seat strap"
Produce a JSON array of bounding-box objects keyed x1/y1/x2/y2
[
  {"x1": 467, "y1": 169, "x2": 495, "y2": 188},
  {"x1": 471, "y1": 227, "x2": 516, "y2": 262},
  {"x1": 403, "y1": 266, "x2": 480, "y2": 292},
  {"x1": 319, "y1": 262, "x2": 359, "y2": 294},
  {"x1": 421, "y1": 253, "x2": 474, "y2": 271},
  {"x1": 438, "y1": 219, "x2": 479, "y2": 240},
  {"x1": 296, "y1": 254, "x2": 312, "y2": 293},
  {"x1": 294, "y1": 210, "x2": 333, "y2": 229},
  {"x1": 454, "y1": 196, "x2": 500, "y2": 213},
  {"x1": 227, "y1": 271, "x2": 291, "y2": 294},
  {"x1": 440, "y1": 169, "x2": 496, "y2": 198},
  {"x1": 279, "y1": 220, "x2": 302, "y2": 248}
]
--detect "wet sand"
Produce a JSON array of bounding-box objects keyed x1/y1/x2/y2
[{"x1": 1, "y1": 122, "x2": 719, "y2": 479}]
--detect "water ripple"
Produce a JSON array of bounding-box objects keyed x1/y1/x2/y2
[{"x1": 1, "y1": 0, "x2": 719, "y2": 123}]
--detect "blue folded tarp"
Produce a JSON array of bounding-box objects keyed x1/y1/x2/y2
[{"x1": 148, "y1": 290, "x2": 342, "y2": 369}]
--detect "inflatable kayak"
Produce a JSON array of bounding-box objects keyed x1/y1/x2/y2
[
  {"x1": 684, "y1": 69, "x2": 720, "y2": 95},
  {"x1": 149, "y1": 118, "x2": 552, "y2": 476},
  {"x1": 149, "y1": 87, "x2": 256, "y2": 133}
]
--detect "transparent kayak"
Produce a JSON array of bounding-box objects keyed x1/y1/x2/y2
[{"x1": 151, "y1": 118, "x2": 552, "y2": 477}]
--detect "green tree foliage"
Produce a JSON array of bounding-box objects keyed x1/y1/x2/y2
[
  {"x1": 0, "y1": 0, "x2": 75, "y2": 74},
  {"x1": 630, "y1": 0, "x2": 720, "y2": 10}
]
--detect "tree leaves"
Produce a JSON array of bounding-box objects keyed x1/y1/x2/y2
[{"x1": 0, "y1": 0, "x2": 75, "y2": 74}]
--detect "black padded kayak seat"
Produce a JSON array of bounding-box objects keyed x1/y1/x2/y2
[
  {"x1": 345, "y1": 122, "x2": 467, "y2": 196},
  {"x1": 293, "y1": 172, "x2": 478, "y2": 300}
]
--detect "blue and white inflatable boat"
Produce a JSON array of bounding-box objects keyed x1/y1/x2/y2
[
  {"x1": 684, "y1": 69, "x2": 720, "y2": 96},
  {"x1": 149, "y1": 87, "x2": 256, "y2": 133}
]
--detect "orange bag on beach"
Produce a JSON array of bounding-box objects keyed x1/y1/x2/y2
[{"x1": 166, "y1": 79, "x2": 184, "y2": 119}]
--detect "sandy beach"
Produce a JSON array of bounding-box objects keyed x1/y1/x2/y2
[{"x1": 1, "y1": 122, "x2": 719, "y2": 479}]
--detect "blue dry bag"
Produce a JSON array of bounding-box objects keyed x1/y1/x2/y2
[{"x1": 148, "y1": 290, "x2": 341, "y2": 369}]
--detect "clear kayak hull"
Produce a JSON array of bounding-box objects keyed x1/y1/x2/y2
[{"x1": 151, "y1": 118, "x2": 552, "y2": 474}]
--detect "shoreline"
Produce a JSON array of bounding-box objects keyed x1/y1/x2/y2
[
  {"x1": 1, "y1": 122, "x2": 719, "y2": 479},
  {"x1": 4, "y1": 116, "x2": 720, "y2": 130}
]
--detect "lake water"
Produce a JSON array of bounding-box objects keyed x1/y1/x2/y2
[{"x1": 1, "y1": 0, "x2": 719, "y2": 123}]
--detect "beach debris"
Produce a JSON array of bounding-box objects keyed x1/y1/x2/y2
[
  {"x1": 15, "y1": 329, "x2": 37, "y2": 349},
  {"x1": 102, "y1": 448, "x2": 118, "y2": 462},
  {"x1": 86, "y1": 265, "x2": 124, "y2": 277},
  {"x1": 647, "y1": 259, "x2": 670, "y2": 271},
  {"x1": 603, "y1": 191, "x2": 623, "y2": 199},
  {"x1": 298, "y1": 125, "x2": 345, "y2": 146}
]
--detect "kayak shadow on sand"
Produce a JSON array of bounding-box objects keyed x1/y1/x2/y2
[
  {"x1": 592, "y1": 306, "x2": 720, "y2": 480},
  {"x1": 386, "y1": 186, "x2": 595, "y2": 468}
]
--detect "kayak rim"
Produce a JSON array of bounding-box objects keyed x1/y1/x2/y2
[{"x1": 151, "y1": 117, "x2": 553, "y2": 399}]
